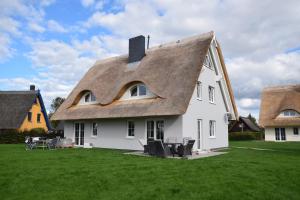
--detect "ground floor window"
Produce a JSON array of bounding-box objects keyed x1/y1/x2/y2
[
  {"x1": 92, "y1": 123, "x2": 98, "y2": 137},
  {"x1": 127, "y1": 121, "x2": 135, "y2": 137},
  {"x1": 293, "y1": 127, "x2": 299, "y2": 135},
  {"x1": 275, "y1": 128, "x2": 286, "y2": 141},
  {"x1": 209, "y1": 120, "x2": 216, "y2": 137}
]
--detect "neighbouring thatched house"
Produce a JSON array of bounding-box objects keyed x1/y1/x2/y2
[
  {"x1": 52, "y1": 31, "x2": 238, "y2": 151},
  {"x1": 259, "y1": 85, "x2": 300, "y2": 141},
  {"x1": 229, "y1": 116, "x2": 261, "y2": 133},
  {"x1": 0, "y1": 85, "x2": 51, "y2": 132}
]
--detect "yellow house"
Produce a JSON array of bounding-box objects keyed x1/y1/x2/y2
[{"x1": 0, "y1": 85, "x2": 51, "y2": 132}]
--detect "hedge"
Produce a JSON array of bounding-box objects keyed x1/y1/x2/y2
[
  {"x1": 0, "y1": 128, "x2": 63, "y2": 144},
  {"x1": 229, "y1": 131, "x2": 264, "y2": 141}
]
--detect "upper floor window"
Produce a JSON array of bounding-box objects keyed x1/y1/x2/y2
[
  {"x1": 37, "y1": 113, "x2": 41, "y2": 123},
  {"x1": 208, "y1": 86, "x2": 215, "y2": 103},
  {"x1": 28, "y1": 112, "x2": 32, "y2": 122},
  {"x1": 84, "y1": 92, "x2": 96, "y2": 103},
  {"x1": 279, "y1": 110, "x2": 300, "y2": 117},
  {"x1": 197, "y1": 81, "x2": 202, "y2": 100},
  {"x1": 130, "y1": 84, "x2": 147, "y2": 97},
  {"x1": 204, "y1": 55, "x2": 213, "y2": 69}
]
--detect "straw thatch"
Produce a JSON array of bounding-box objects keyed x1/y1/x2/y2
[
  {"x1": 52, "y1": 31, "x2": 237, "y2": 120},
  {"x1": 259, "y1": 85, "x2": 300, "y2": 127}
]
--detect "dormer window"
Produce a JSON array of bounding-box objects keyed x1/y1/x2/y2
[
  {"x1": 120, "y1": 83, "x2": 156, "y2": 100},
  {"x1": 130, "y1": 84, "x2": 148, "y2": 97},
  {"x1": 278, "y1": 109, "x2": 300, "y2": 117},
  {"x1": 79, "y1": 91, "x2": 97, "y2": 105}
]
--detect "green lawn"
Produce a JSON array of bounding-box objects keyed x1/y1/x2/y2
[{"x1": 0, "y1": 141, "x2": 300, "y2": 200}]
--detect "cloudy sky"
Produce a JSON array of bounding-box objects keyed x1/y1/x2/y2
[{"x1": 0, "y1": 0, "x2": 299, "y2": 119}]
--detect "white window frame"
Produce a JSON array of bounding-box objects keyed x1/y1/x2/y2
[
  {"x1": 80, "y1": 91, "x2": 97, "y2": 105},
  {"x1": 144, "y1": 119, "x2": 165, "y2": 141},
  {"x1": 196, "y1": 81, "x2": 202, "y2": 100},
  {"x1": 130, "y1": 84, "x2": 147, "y2": 98},
  {"x1": 127, "y1": 121, "x2": 135, "y2": 138},
  {"x1": 209, "y1": 120, "x2": 216, "y2": 138},
  {"x1": 208, "y1": 86, "x2": 215, "y2": 103},
  {"x1": 91, "y1": 122, "x2": 98, "y2": 137}
]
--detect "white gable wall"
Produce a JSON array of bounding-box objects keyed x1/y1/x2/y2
[{"x1": 182, "y1": 41, "x2": 231, "y2": 151}]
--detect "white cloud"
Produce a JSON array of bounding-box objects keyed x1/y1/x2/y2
[
  {"x1": 81, "y1": 0, "x2": 95, "y2": 7},
  {"x1": 28, "y1": 22, "x2": 45, "y2": 33},
  {"x1": 0, "y1": 33, "x2": 14, "y2": 61},
  {"x1": 47, "y1": 20, "x2": 67, "y2": 33}
]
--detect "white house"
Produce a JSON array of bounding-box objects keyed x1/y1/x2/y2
[
  {"x1": 259, "y1": 85, "x2": 300, "y2": 141},
  {"x1": 52, "y1": 31, "x2": 238, "y2": 151}
]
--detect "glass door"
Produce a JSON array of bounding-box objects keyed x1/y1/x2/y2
[
  {"x1": 156, "y1": 120, "x2": 164, "y2": 141},
  {"x1": 75, "y1": 123, "x2": 85, "y2": 145},
  {"x1": 275, "y1": 128, "x2": 286, "y2": 141},
  {"x1": 146, "y1": 120, "x2": 164, "y2": 141}
]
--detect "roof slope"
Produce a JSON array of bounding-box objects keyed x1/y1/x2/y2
[
  {"x1": 259, "y1": 85, "x2": 300, "y2": 127},
  {"x1": 240, "y1": 117, "x2": 261, "y2": 132},
  {"x1": 52, "y1": 32, "x2": 218, "y2": 120},
  {"x1": 0, "y1": 91, "x2": 37, "y2": 129}
]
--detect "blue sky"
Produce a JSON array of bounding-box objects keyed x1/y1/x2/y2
[{"x1": 1, "y1": 0, "x2": 300, "y2": 118}]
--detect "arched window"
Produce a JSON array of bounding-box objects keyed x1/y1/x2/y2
[
  {"x1": 120, "y1": 83, "x2": 156, "y2": 100},
  {"x1": 130, "y1": 84, "x2": 148, "y2": 97},
  {"x1": 81, "y1": 91, "x2": 96, "y2": 104},
  {"x1": 279, "y1": 109, "x2": 300, "y2": 117}
]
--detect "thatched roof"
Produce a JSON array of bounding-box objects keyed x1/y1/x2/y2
[
  {"x1": 259, "y1": 85, "x2": 300, "y2": 127},
  {"x1": 52, "y1": 31, "x2": 237, "y2": 120},
  {"x1": 0, "y1": 90, "x2": 51, "y2": 130}
]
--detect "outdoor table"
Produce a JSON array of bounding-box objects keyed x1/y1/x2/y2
[
  {"x1": 36, "y1": 140, "x2": 47, "y2": 150},
  {"x1": 164, "y1": 142, "x2": 182, "y2": 156}
]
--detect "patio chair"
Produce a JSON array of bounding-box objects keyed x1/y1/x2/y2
[
  {"x1": 148, "y1": 140, "x2": 156, "y2": 156},
  {"x1": 47, "y1": 138, "x2": 59, "y2": 150},
  {"x1": 177, "y1": 140, "x2": 195, "y2": 157},
  {"x1": 153, "y1": 140, "x2": 171, "y2": 158},
  {"x1": 25, "y1": 136, "x2": 37, "y2": 150}
]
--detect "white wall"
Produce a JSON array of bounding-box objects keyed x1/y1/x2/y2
[
  {"x1": 64, "y1": 116, "x2": 182, "y2": 150},
  {"x1": 265, "y1": 127, "x2": 300, "y2": 141},
  {"x1": 182, "y1": 42, "x2": 231, "y2": 151}
]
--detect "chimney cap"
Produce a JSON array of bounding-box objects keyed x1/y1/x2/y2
[{"x1": 30, "y1": 85, "x2": 35, "y2": 91}]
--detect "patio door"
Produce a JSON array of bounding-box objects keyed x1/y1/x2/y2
[
  {"x1": 75, "y1": 123, "x2": 85, "y2": 146},
  {"x1": 275, "y1": 128, "x2": 286, "y2": 141},
  {"x1": 146, "y1": 120, "x2": 164, "y2": 141},
  {"x1": 197, "y1": 119, "x2": 202, "y2": 150}
]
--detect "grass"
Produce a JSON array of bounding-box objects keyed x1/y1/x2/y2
[{"x1": 0, "y1": 141, "x2": 300, "y2": 200}]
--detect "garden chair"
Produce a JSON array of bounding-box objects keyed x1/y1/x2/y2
[
  {"x1": 177, "y1": 140, "x2": 195, "y2": 157},
  {"x1": 25, "y1": 136, "x2": 37, "y2": 150},
  {"x1": 47, "y1": 138, "x2": 59, "y2": 150},
  {"x1": 153, "y1": 140, "x2": 171, "y2": 158}
]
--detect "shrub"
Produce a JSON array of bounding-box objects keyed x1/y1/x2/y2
[
  {"x1": 0, "y1": 129, "x2": 63, "y2": 144},
  {"x1": 229, "y1": 131, "x2": 264, "y2": 141}
]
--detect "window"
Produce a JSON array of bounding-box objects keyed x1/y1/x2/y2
[
  {"x1": 130, "y1": 84, "x2": 147, "y2": 97},
  {"x1": 130, "y1": 86, "x2": 138, "y2": 97},
  {"x1": 84, "y1": 93, "x2": 91, "y2": 102},
  {"x1": 208, "y1": 86, "x2": 215, "y2": 103},
  {"x1": 146, "y1": 120, "x2": 155, "y2": 139},
  {"x1": 84, "y1": 92, "x2": 96, "y2": 103},
  {"x1": 203, "y1": 55, "x2": 212, "y2": 68},
  {"x1": 139, "y1": 85, "x2": 147, "y2": 96},
  {"x1": 275, "y1": 128, "x2": 286, "y2": 141},
  {"x1": 37, "y1": 113, "x2": 41, "y2": 123},
  {"x1": 28, "y1": 112, "x2": 32, "y2": 122},
  {"x1": 127, "y1": 121, "x2": 135, "y2": 137},
  {"x1": 92, "y1": 123, "x2": 98, "y2": 137},
  {"x1": 197, "y1": 81, "x2": 202, "y2": 100},
  {"x1": 294, "y1": 127, "x2": 299, "y2": 135},
  {"x1": 209, "y1": 120, "x2": 216, "y2": 137},
  {"x1": 283, "y1": 110, "x2": 298, "y2": 117}
]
